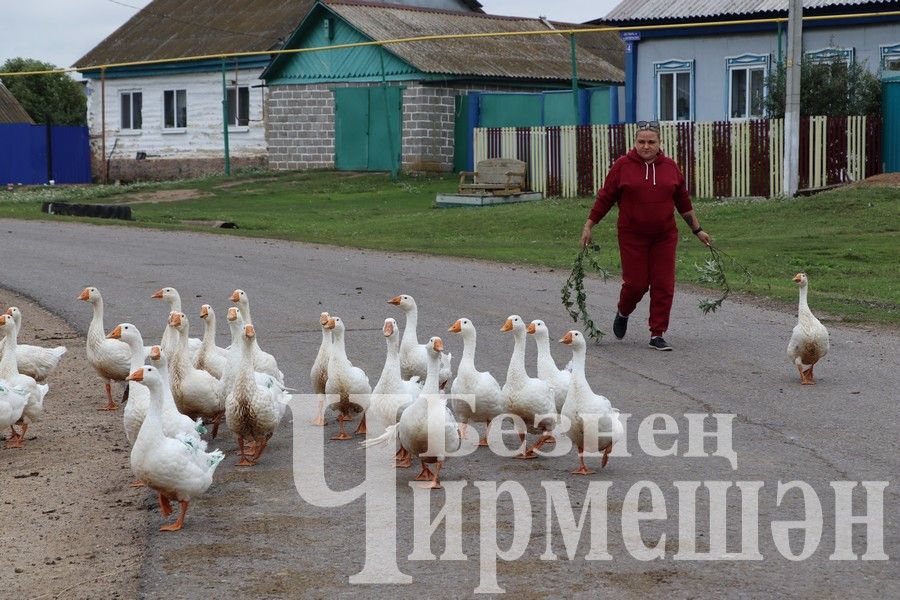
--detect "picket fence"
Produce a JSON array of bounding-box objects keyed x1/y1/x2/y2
[{"x1": 472, "y1": 116, "x2": 882, "y2": 198}]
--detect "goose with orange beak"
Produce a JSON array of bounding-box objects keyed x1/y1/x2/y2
[
  {"x1": 323, "y1": 316, "x2": 371, "y2": 441},
  {"x1": 370, "y1": 317, "x2": 423, "y2": 467},
  {"x1": 229, "y1": 289, "x2": 283, "y2": 383},
  {"x1": 448, "y1": 318, "x2": 504, "y2": 447},
  {"x1": 0, "y1": 313, "x2": 48, "y2": 449},
  {"x1": 78, "y1": 286, "x2": 131, "y2": 411},
  {"x1": 107, "y1": 323, "x2": 152, "y2": 451},
  {"x1": 559, "y1": 330, "x2": 623, "y2": 475},
  {"x1": 387, "y1": 294, "x2": 453, "y2": 389},
  {"x1": 151, "y1": 286, "x2": 201, "y2": 359},
  {"x1": 193, "y1": 305, "x2": 227, "y2": 379},
  {"x1": 500, "y1": 315, "x2": 558, "y2": 459},
  {"x1": 527, "y1": 320, "x2": 570, "y2": 412},
  {"x1": 364, "y1": 337, "x2": 459, "y2": 489},
  {"x1": 225, "y1": 324, "x2": 289, "y2": 466},
  {"x1": 787, "y1": 273, "x2": 829, "y2": 385},
  {"x1": 127, "y1": 366, "x2": 224, "y2": 532},
  {"x1": 0, "y1": 306, "x2": 67, "y2": 383},
  {"x1": 309, "y1": 312, "x2": 332, "y2": 427},
  {"x1": 166, "y1": 312, "x2": 225, "y2": 437}
]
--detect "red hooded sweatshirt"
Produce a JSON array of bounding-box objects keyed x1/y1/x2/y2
[{"x1": 589, "y1": 148, "x2": 693, "y2": 234}]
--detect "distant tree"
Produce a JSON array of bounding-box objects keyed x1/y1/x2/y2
[
  {"x1": 764, "y1": 59, "x2": 881, "y2": 118},
  {"x1": 0, "y1": 57, "x2": 86, "y2": 125}
]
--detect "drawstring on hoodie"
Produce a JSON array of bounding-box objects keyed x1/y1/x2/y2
[{"x1": 644, "y1": 161, "x2": 657, "y2": 186}]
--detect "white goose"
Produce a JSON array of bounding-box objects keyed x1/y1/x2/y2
[
  {"x1": 167, "y1": 312, "x2": 225, "y2": 437},
  {"x1": 0, "y1": 307, "x2": 67, "y2": 382},
  {"x1": 364, "y1": 337, "x2": 460, "y2": 489},
  {"x1": 560, "y1": 330, "x2": 623, "y2": 475},
  {"x1": 107, "y1": 323, "x2": 151, "y2": 446},
  {"x1": 148, "y1": 345, "x2": 207, "y2": 443},
  {"x1": 787, "y1": 272, "x2": 830, "y2": 385},
  {"x1": 78, "y1": 286, "x2": 130, "y2": 411},
  {"x1": 225, "y1": 324, "x2": 289, "y2": 466},
  {"x1": 220, "y1": 308, "x2": 286, "y2": 399},
  {"x1": 324, "y1": 316, "x2": 370, "y2": 440},
  {"x1": 151, "y1": 287, "x2": 202, "y2": 358},
  {"x1": 501, "y1": 315, "x2": 558, "y2": 459},
  {"x1": 0, "y1": 378, "x2": 28, "y2": 450},
  {"x1": 229, "y1": 289, "x2": 283, "y2": 382},
  {"x1": 192, "y1": 305, "x2": 227, "y2": 379},
  {"x1": 309, "y1": 312, "x2": 331, "y2": 427},
  {"x1": 448, "y1": 318, "x2": 504, "y2": 447},
  {"x1": 371, "y1": 318, "x2": 422, "y2": 466},
  {"x1": 127, "y1": 366, "x2": 224, "y2": 532},
  {"x1": 0, "y1": 314, "x2": 48, "y2": 449},
  {"x1": 387, "y1": 294, "x2": 453, "y2": 389},
  {"x1": 528, "y1": 320, "x2": 570, "y2": 412}
]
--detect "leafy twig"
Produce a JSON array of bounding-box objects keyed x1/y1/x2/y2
[
  {"x1": 561, "y1": 243, "x2": 611, "y2": 343},
  {"x1": 694, "y1": 244, "x2": 752, "y2": 314}
]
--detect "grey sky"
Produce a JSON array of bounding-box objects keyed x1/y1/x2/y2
[{"x1": 0, "y1": 0, "x2": 619, "y2": 71}]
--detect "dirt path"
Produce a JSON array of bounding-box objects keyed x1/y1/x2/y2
[{"x1": 0, "y1": 289, "x2": 147, "y2": 600}]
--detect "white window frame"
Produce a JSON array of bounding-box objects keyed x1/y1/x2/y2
[
  {"x1": 653, "y1": 59, "x2": 694, "y2": 122},
  {"x1": 805, "y1": 47, "x2": 855, "y2": 66},
  {"x1": 725, "y1": 54, "x2": 769, "y2": 120},
  {"x1": 119, "y1": 90, "x2": 142, "y2": 133},
  {"x1": 227, "y1": 85, "x2": 251, "y2": 130},
  {"x1": 882, "y1": 43, "x2": 900, "y2": 74},
  {"x1": 163, "y1": 89, "x2": 187, "y2": 131}
]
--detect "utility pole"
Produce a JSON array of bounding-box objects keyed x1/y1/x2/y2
[{"x1": 782, "y1": 0, "x2": 803, "y2": 196}]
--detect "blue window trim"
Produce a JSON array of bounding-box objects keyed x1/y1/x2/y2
[
  {"x1": 805, "y1": 47, "x2": 855, "y2": 65},
  {"x1": 653, "y1": 59, "x2": 694, "y2": 122},
  {"x1": 724, "y1": 53, "x2": 770, "y2": 120},
  {"x1": 882, "y1": 43, "x2": 900, "y2": 74}
]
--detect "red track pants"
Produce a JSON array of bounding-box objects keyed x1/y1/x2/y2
[{"x1": 617, "y1": 227, "x2": 679, "y2": 337}]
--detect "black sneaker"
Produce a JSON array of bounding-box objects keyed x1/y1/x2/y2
[
  {"x1": 613, "y1": 312, "x2": 628, "y2": 339},
  {"x1": 648, "y1": 336, "x2": 673, "y2": 351}
]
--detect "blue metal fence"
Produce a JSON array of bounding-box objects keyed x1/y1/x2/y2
[{"x1": 0, "y1": 124, "x2": 91, "y2": 184}]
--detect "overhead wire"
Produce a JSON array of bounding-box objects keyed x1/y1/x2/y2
[{"x1": 0, "y1": 9, "x2": 898, "y2": 78}]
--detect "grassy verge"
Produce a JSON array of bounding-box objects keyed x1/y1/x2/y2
[{"x1": 1, "y1": 170, "x2": 897, "y2": 324}]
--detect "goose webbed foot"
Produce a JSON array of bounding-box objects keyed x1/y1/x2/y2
[{"x1": 159, "y1": 500, "x2": 188, "y2": 532}]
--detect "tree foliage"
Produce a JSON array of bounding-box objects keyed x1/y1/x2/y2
[
  {"x1": 1, "y1": 57, "x2": 86, "y2": 126},
  {"x1": 764, "y1": 59, "x2": 882, "y2": 118}
]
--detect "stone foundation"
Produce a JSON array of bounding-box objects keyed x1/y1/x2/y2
[{"x1": 92, "y1": 155, "x2": 269, "y2": 183}]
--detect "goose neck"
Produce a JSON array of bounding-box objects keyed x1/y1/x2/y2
[
  {"x1": 507, "y1": 329, "x2": 528, "y2": 381},
  {"x1": 87, "y1": 298, "x2": 106, "y2": 341},
  {"x1": 401, "y1": 307, "x2": 418, "y2": 346},
  {"x1": 797, "y1": 285, "x2": 813, "y2": 318},
  {"x1": 534, "y1": 334, "x2": 554, "y2": 376},
  {"x1": 460, "y1": 329, "x2": 477, "y2": 369},
  {"x1": 0, "y1": 325, "x2": 18, "y2": 378}
]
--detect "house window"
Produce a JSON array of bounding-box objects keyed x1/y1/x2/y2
[
  {"x1": 120, "y1": 91, "x2": 142, "y2": 130},
  {"x1": 882, "y1": 43, "x2": 900, "y2": 73},
  {"x1": 654, "y1": 60, "x2": 693, "y2": 121},
  {"x1": 805, "y1": 47, "x2": 854, "y2": 67},
  {"x1": 227, "y1": 86, "x2": 250, "y2": 127},
  {"x1": 726, "y1": 54, "x2": 768, "y2": 119},
  {"x1": 163, "y1": 89, "x2": 187, "y2": 129}
]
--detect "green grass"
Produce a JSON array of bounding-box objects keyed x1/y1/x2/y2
[{"x1": 1, "y1": 170, "x2": 897, "y2": 324}]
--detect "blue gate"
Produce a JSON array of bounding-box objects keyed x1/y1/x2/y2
[{"x1": 0, "y1": 124, "x2": 91, "y2": 184}]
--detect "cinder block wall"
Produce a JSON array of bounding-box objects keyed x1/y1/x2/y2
[{"x1": 267, "y1": 82, "x2": 469, "y2": 173}]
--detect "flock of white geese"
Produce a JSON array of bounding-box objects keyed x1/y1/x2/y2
[{"x1": 0, "y1": 273, "x2": 828, "y2": 532}]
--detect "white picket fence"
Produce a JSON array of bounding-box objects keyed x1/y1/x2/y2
[{"x1": 473, "y1": 115, "x2": 876, "y2": 198}]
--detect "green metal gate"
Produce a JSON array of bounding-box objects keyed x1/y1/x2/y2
[
  {"x1": 883, "y1": 77, "x2": 900, "y2": 173},
  {"x1": 334, "y1": 86, "x2": 402, "y2": 172}
]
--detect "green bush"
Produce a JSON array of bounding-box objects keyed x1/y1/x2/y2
[{"x1": 764, "y1": 59, "x2": 881, "y2": 117}]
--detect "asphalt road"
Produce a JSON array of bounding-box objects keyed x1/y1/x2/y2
[{"x1": 1, "y1": 219, "x2": 897, "y2": 598}]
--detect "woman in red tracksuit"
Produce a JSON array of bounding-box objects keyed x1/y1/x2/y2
[{"x1": 580, "y1": 122, "x2": 711, "y2": 351}]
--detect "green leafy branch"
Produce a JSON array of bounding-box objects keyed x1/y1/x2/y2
[
  {"x1": 695, "y1": 244, "x2": 753, "y2": 314},
  {"x1": 561, "y1": 243, "x2": 611, "y2": 343}
]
